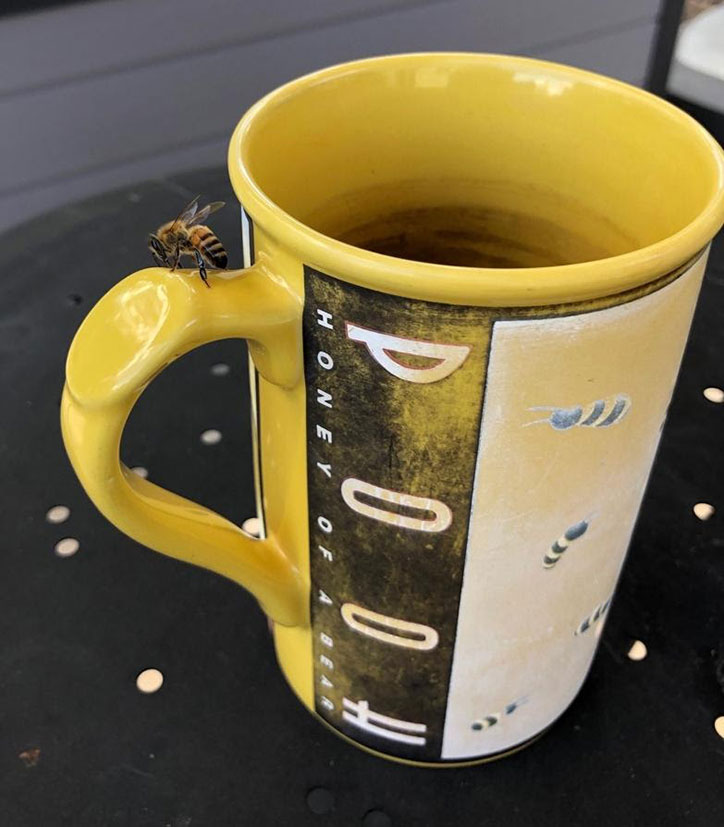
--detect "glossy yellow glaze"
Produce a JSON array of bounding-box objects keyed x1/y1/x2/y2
[
  {"x1": 63, "y1": 54, "x2": 724, "y2": 764},
  {"x1": 230, "y1": 53, "x2": 724, "y2": 306},
  {"x1": 62, "y1": 261, "x2": 307, "y2": 626}
]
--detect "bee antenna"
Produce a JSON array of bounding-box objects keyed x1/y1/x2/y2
[{"x1": 522, "y1": 418, "x2": 549, "y2": 427}]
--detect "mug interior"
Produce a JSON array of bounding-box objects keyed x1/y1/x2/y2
[{"x1": 239, "y1": 55, "x2": 722, "y2": 269}]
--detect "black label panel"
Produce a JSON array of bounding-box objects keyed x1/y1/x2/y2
[{"x1": 304, "y1": 266, "x2": 489, "y2": 761}]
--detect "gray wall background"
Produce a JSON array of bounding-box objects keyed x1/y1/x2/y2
[{"x1": 0, "y1": 0, "x2": 662, "y2": 232}]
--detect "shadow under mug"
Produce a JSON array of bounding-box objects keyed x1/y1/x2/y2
[{"x1": 62, "y1": 53, "x2": 724, "y2": 767}]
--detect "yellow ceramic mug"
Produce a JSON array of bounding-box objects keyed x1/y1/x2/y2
[{"x1": 61, "y1": 54, "x2": 724, "y2": 767}]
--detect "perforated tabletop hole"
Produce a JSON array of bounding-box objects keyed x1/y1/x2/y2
[
  {"x1": 693, "y1": 502, "x2": 715, "y2": 520},
  {"x1": 46, "y1": 505, "x2": 70, "y2": 524},
  {"x1": 136, "y1": 668, "x2": 164, "y2": 694},
  {"x1": 210, "y1": 362, "x2": 230, "y2": 376},
  {"x1": 242, "y1": 517, "x2": 261, "y2": 537},
  {"x1": 306, "y1": 787, "x2": 335, "y2": 815},
  {"x1": 627, "y1": 640, "x2": 648, "y2": 661},
  {"x1": 54, "y1": 538, "x2": 79, "y2": 557}
]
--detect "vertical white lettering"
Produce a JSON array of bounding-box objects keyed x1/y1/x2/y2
[
  {"x1": 341, "y1": 478, "x2": 452, "y2": 532},
  {"x1": 320, "y1": 696, "x2": 335, "y2": 711},
  {"x1": 317, "y1": 516, "x2": 333, "y2": 533},
  {"x1": 317, "y1": 309, "x2": 333, "y2": 329},
  {"x1": 316, "y1": 462, "x2": 332, "y2": 478},
  {"x1": 341, "y1": 603, "x2": 439, "y2": 650},
  {"x1": 318, "y1": 589, "x2": 333, "y2": 606},
  {"x1": 320, "y1": 633, "x2": 334, "y2": 648},
  {"x1": 316, "y1": 425, "x2": 333, "y2": 443},
  {"x1": 317, "y1": 352, "x2": 334, "y2": 370},
  {"x1": 316, "y1": 388, "x2": 333, "y2": 408},
  {"x1": 320, "y1": 674, "x2": 334, "y2": 688},
  {"x1": 342, "y1": 698, "x2": 427, "y2": 746},
  {"x1": 346, "y1": 322, "x2": 470, "y2": 383},
  {"x1": 319, "y1": 545, "x2": 334, "y2": 562},
  {"x1": 320, "y1": 654, "x2": 334, "y2": 670}
]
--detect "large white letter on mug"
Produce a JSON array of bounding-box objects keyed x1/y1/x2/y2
[
  {"x1": 341, "y1": 478, "x2": 452, "y2": 532},
  {"x1": 341, "y1": 603, "x2": 439, "y2": 650},
  {"x1": 345, "y1": 322, "x2": 470, "y2": 383}
]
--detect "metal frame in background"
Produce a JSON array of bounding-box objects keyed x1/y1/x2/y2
[{"x1": 646, "y1": 0, "x2": 724, "y2": 142}]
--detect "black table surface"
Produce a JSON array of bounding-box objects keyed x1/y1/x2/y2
[{"x1": 2, "y1": 166, "x2": 723, "y2": 827}]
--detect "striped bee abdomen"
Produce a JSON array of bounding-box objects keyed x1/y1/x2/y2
[
  {"x1": 574, "y1": 597, "x2": 611, "y2": 636},
  {"x1": 543, "y1": 519, "x2": 589, "y2": 569},
  {"x1": 470, "y1": 697, "x2": 527, "y2": 732},
  {"x1": 193, "y1": 226, "x2": 228, "y2": 269},
  {"x1": 527, "y1": 394, "x2": 631, "y2": 430}
]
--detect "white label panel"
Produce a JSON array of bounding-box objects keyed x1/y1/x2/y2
[{"x1": 441, "y1": 257, "x2": 705, "y2": 759}]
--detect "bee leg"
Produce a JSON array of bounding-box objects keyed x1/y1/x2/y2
[
  {"x1": 170, "y1": 240, "x2": 181, "y2": 271},
  {"x1": 148, "y1": 234, "x2": 170, "y2": 268},
  {"x1": 194, "y1": 249, "x2": 211, "y2": 288},
  {"x1": 149, "y1": 248, "x2": 167, "y2": 267}
]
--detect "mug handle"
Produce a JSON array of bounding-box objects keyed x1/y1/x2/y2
[{"x1": 61, "y1": 261, "x2": 307, "y2": 627}]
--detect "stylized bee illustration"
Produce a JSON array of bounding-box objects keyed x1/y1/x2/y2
[
  {"x1": 526, "y1": 394, "x2": 631, "y2": 430},
  {"x1": 574, "y1": 597, "x2": 611, "y2": 636},
  {"x1": 148, "y1": 196, "x2": 227, "y2": 287},
  {"x1": 471, "y1": 697, "x2": 528, "y2": 731},
  {"x1": 544, "y1": 519, "x2": 589, "y2": 568}
]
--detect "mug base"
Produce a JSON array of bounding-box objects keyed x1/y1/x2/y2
[
  {"x1": 311, "y1": 707, "x2": 549, "y2": 768},
  {"x1": 273, "y1": 646, "x2": 549, "y2": 767}
]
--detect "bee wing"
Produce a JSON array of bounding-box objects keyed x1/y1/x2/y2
[
  {"x1": 171, "y1": 195, "x2": 201, "y2": 229},
  {"x1": 191, "y1": 200, "x2": 225, "y2": 225}
]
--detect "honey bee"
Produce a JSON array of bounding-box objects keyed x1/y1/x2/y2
[
  {"x1": 574, "y1": 597, "x2": 611, "y2": 636},
  {"x1": 525, "y1": 394, "x2": 631, "y2": 430},
  {"x1": 543, "y1": 518, "x2": 589, "y2": 569},
  {"x1": 148, "y1": 196, "x2": 227, "y2": 287},
  {"x1": 471, "y1": 697, "x2": 528, "y2": 731}
]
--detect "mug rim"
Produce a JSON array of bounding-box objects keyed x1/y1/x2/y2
[{"x1": 228, "y1": 52, "x2": 724, "y2": 307}]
